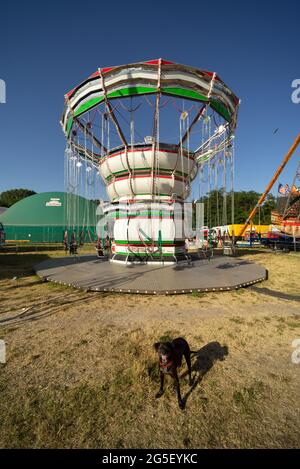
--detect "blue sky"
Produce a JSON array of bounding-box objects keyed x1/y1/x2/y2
[{"x1": 0, "y1": 0, "x2": 299, "y2": 196}]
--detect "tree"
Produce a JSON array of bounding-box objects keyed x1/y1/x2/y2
[
  {"x1": 194, "y1": 190, "x2": 277, "y2": 227},
  {"x1": 0, "y1": 189, "x2": 36, "y2": 207}
]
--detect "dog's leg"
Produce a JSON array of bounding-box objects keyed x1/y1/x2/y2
[
  {"x1": 155, "y1": 371, "x2": 165, "y2": 398},
  {"x1": 174, "y1": 370, "x2": 185, "y2": 409},
  {"x1": 184, "y1": 349, "x2": 193, "y2": 386}
]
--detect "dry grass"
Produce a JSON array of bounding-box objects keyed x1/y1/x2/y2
[{"x1": 0, "y1": 249, "x2": 299, "y2": 448}]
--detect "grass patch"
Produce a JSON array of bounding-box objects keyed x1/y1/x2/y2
[
  {"x1": 158, "y1": 331, "x2": 178, "y2": 342},
  {"x1": 286, "y1": 322, "x2": 300, "y2": 329},
  {"x1": 190, "y1": 291, "x2": 206, "y2": 298},
  {"x1": 229, "y1": 317, "x2": 245, "y2": 325},
  {"x1": 233, "y1": 380, "x2": 267, "y2": 412},
  {"x1": 1, "y1": 249, "x2": 300, "y2": 448}
]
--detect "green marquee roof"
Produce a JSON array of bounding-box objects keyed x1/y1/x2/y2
[{"x1": 0, "y1": 192, "x2": 97, "y2": 226}]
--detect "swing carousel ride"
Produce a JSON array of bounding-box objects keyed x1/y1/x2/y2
[
  {"x1": 34, "y1": 59, "x2": 268, "y2": 293},
  {"x1": 61, "y1": 59, "x2": 239, "y2": 264}
]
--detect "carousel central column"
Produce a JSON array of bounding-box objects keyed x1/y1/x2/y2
[{"x1": 98, "y1": 143, "x2": 193, "y2": 264}]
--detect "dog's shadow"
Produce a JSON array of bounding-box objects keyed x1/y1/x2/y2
[{"x1": 181, "y1": 341, "x2": 229, "y2": 406}]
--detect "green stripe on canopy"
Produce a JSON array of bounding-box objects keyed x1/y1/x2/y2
[
  {"x1": 74, "y1": 96, "x2": 105, "y2": 118},
  {"x1": 105, "y1": 167, "x2": 190, "y2": 180},
  {"x1": 161, "y1": 87, "x2": 209, "y2": 102},
  {"x1": 66, "y1": 117, "x2": 73, "y2": 137},
  {"x1": 65, "y1": 85, "x2": 232, "y2": 135},
  {"x1": 210, "y1": 99, "x2": 231, "y2": 122},
  {"x1": 107, "y1": 86, "x2": 157, "y2": 99},
  {"x1": 72, "y1": 86, "x2": 156, "y2": 120}
]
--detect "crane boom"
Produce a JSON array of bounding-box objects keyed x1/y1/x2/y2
[{"x1": 237, "y1": 133, "x2": 300, "y2": 238}]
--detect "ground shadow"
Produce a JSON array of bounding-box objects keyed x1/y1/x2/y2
[
  {"x1": 217, "y1": 260, "x2": 252, "y2": 269},
  {"x1": 181, "y1": 341, "x2": 229, "y2": 406},
  {"x1": 172, "y1": 263, "x2": 194, "y2": 271},
  {"x1": 0, "y1": 291, "x2": 99, "y2": 327},
  {"x1": 250, "y1": 286, "x2": 300, "y2": 302},
  {"x1": 2, "y1": 279, "x2": 45, "y2": 291},
  {"x1": 0, "y1": 253, "x2": 50, "y2": 281},
  {"x1": 235, "y1": 248, "x2": 270, "y2": 257}
]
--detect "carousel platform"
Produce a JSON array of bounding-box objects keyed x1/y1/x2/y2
[{"x1": 34, "y1": 254, "x2": 267, "y2": 295}]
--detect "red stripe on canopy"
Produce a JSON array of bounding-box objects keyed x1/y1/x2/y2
[{"x1": 143, "y1": 59, "x2": 175, "y2": 65}]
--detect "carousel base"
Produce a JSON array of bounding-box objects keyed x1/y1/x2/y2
[
  {"x1": 110, "y1": 252, "x2": 189, "y2": 265},
  {"x1": 34, "y1": 254, "x2": 267, "y2": 295}
]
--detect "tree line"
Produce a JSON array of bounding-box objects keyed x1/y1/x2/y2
[
  {"x1": 0, "y1": 189, "x2": 36, "y2": 208},
  {"x1": 0, "y1": 188, "x2": 277, "y2": 226},
  {"x1": 194, "y1": 190, "x2": 276, "y2": 226}
]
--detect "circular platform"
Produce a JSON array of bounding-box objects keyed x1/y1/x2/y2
[{"x1": 34, "y1": 254, "x2": 267, "y2": 295}]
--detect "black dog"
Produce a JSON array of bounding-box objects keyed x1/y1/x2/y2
[{"x1": 153, "y1": 337, "x2": 193, "y2": 409}]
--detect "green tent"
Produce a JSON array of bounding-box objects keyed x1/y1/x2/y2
[{"x1": 0, "y1": 192, "x2": 98, "y2": 243}]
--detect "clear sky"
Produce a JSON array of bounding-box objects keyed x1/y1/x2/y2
[{"x1": 0, "y1": 0, "x2": 299, "y2": 196}]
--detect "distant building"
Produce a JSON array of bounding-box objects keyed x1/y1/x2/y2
[
  {"x1": 0, "y1": 192, "x2": 98, "y2": 243},
  {"x1": 0, "y1": 207, "x2": 7, "y2": 215}
]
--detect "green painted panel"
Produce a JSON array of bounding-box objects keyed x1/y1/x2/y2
[
  {"x1": 161, "y1": 87, "x2": 209, "y2": 102},
  {"x1": 74, "y1": 96, "x2": 105, "y2": 118},
  {"x1": 105, "y1": 167, "x2": 190, "y2": 181},
  {"x1": 210, "y1": 99, "x2": 231, "y2": 122},
  {"x1": 116, "y1": 251, "x2": 175, "y2": 257},
  {"x1": 65, "y1": 84, "x2": 233, "y2": 135},
  {"x1": 115, "y1": 240, "x2": 184, "y2": 245},
  {"x1": 107, "y1": 86, "x2": 156, "y2": 99}
]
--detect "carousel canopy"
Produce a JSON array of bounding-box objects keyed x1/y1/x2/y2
[{"x1": 61, "y1": 59, "x2": 239, "y2": 138}]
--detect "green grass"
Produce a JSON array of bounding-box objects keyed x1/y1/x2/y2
[
  {"x1": 233, "y1": 380, "x2": 267, "y2": 411},
  {"x1": 190, "y1": 291, "x2": 206, "y2": 298},
  {"x1": 1, "y1": 249, "x2": 300, "y2": 448}
]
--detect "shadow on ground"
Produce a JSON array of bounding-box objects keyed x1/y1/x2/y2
[
  {"x1": 0, "y1": 253, "x2": 50, "y2": 281},
  {"x1": 250, "y1": 286, "x2": 300, "y2": 302},
  {"x1": 181, "y1": 341, "x2": 229, "y2": 407}
]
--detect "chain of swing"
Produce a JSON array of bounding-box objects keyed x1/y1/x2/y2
[
  {"x1": 197, "y1": 110, "x2": 235, "y2": 233},
  {"x1": 63, "y1": 109, "x2": 107, "y2": 251},
  {"x1": 64, "y1": 92, "x2": 236, "y2": 254}
]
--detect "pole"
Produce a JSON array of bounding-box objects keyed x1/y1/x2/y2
[
  {"x1": 293, "y1": 225, "x2": 296, "y2": 252},
  {"x1": 237, "y1": 133, "x2": 300, "y2": 238}
]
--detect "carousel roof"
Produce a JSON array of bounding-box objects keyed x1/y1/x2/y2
[{"x1": 61, "y1": 59, "x2": 240, "y2": 137}]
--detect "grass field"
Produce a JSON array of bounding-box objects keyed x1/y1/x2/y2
[{"x1": 0, "y1": 248, "x2": 299, "y2": 448}]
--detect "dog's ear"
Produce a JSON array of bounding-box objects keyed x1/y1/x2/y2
[{"x1": 153, "y1": 342, "x2": 161, "y2": 351}]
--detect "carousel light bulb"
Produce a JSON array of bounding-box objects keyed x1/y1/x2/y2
[{"x1": 76, "y1": 161, "x2": 82, "y2": 168}]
